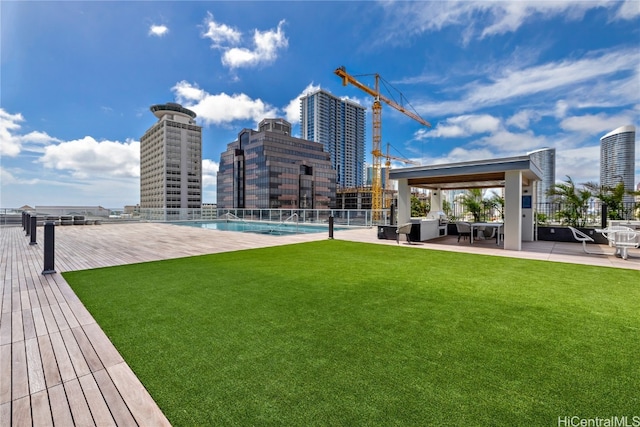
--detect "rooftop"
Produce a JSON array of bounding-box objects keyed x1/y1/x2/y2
[{"x1": 1, "y1": 222, "x2": 638, "y2": 424}]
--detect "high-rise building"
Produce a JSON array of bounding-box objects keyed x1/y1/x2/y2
[
  {"x1": 300, "y1": 89, "x2": 366, "y2": 189},
  {"x1": 600, "y1": 125, "x2": 636, "y2": 203},
  {"x1": 528, "y1": 148, "x2": 556, "y2": 204},
  {"x1": 140, "y1": 103, "x2": 202, "y2": 219},
  {"x1": 217, "y1": 118, "x2": 336, "y2": 209}
]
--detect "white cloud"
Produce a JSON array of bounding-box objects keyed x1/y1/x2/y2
[
  {"x1": 222, "y1": 20, "x2": 288, "y2": 69},
  {"x1": 422, "y1": 146, "x2": 498, "y2": 166},
  {"x1": 0, "y1": 109, "x2": 24, "y2": 157},
  {"x1": 417, "y1": 48, "x2": 639, "y2": 118},
  {"x1": 172, "y1": 81, "x2": 278, "y2": 126},
  {"x1": 506, "y1": 109, "x2": 541, "y2": 130},
  {"x1": 0, "y1": 108, "x2": 60, "y2": 157},
  {"x1": 555, "y1": 145, "x2": 601, "y2": 184},
  {"x1": 479, "y1": 1, "x2": 603, "y2": 38},
  {"x1": 0, "y1": 109, "x2": 141, "y2": 207},
  {"x1": 201, "y1": 13, "x2": 288, "y2": 69},
  {"x1": 554, "y1": 100, "x2": 570, "y2": 119},
  {"x1": 419, "y1": 114, "x2": 501, "y2": 139},
  {"x1": 560, "y1": 112, "x2": 637, "y2": 135},
  {"x1": 202, "y1": 158, "x2": 218, "y2": 188},
  {"x1": 21, "y1": 131, "x2": 58, "y2": 145},
  {"x1": 474, "y1": 129, "x2": 549, "y2": 154},
  {"x1": 467, "y1": 49, "x2": 638, "y2": 108},
  {"x1": 39, "y1": 137, "x2": 140, "y2": 179},
  {"x1": 615, "y1": 0, "x2": 640, "y2": 20},
  {"x1": 201, "y1": 159, "x2": 219, "y2": 203},
  {"x1": 378, "y1": 1, "x2": 623, "y2": 45},
  {"x1": 149, "y1": 24, "x2": 169, "y2": 37},
  {"x1": 201, "y1": 12, "x2": 242, "y2": 48},
  {"x1": 283, "y1": 83, "x2": 321, "y2": 125},
  {"x1": 0, "y1": 167, "x2": 16, "y2": 185}
]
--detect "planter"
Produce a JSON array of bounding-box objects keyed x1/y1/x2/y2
[{"x1": 536, "y1": 226, "x2": 607, "y2": 244}]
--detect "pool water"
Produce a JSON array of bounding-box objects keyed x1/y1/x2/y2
[{"x1": 171, "y1": 220, "x2": 335, "y2": 236}]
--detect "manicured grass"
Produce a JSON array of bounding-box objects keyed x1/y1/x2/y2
[{"x1": 64, "y1": 240, "x2": 640, "y2": 426}]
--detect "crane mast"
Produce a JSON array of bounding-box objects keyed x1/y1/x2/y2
[
  {"x1": 385, "y1": 143, "x2": 420, "y2": 208},
  {"x1": 334, "y1": 66, "x2": 430, "y2": 218}
]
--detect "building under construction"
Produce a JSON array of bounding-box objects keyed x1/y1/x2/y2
[{"x1": 335, "y1": 187, "x2": 429, "y2": 211}]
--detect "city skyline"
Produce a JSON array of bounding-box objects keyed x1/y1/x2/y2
[{"x1": 1, "y1": 1, "x2": 639, "y2": 208}]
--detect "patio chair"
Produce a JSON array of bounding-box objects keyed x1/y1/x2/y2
[
  {"x1": 396, "y1": 223, "x2": 413, "y2": 244},
  {"x1": 612, "y1": 230, "x2": 639, "y2": 260},
  {"x1": 568, "y1": 226, "x2": 596, "y2": 254},
  {"x1": 455, "y1": 222, "x2": 471, "y2": 242}
]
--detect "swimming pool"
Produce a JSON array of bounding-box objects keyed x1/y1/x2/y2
[{"x1": 171, "y1": 220, "x2": 337, "y2": 236}]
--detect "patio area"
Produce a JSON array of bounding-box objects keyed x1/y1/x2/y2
[{"x1": 1, "y1": 222, "x2": 638, "y2": 426}]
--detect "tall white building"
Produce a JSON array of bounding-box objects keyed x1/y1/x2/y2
[
  {"x1": 600, "y1": 125, "x2": 636, "y2": 202},
  {"x1": 528, "y1": 147, "x2": 556, "y2": 205},
  {"x1": 140, "y1": 103, "x2": 202, "y2": 218},
  {"x1": 300, "y1": 89, "x2": 366, "y2": 189}
]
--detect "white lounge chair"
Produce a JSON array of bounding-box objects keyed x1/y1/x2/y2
[{"x1": 568, "y1": 226, "x2": 596, "y2": 254}]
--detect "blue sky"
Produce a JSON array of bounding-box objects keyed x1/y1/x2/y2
[{"x1": 1, "y1": 0, "x2": 639, "y2": 209}]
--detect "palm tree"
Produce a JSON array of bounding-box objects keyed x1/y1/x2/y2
[
  {"x1": 460, "y1": 189, "x2": 485, "y2": 222},
  {"x1": 583, "y1": 181, "x2": 630, "y2": 220},
  {"x1": 485, "y1": 190, "x2": 504, "y2": 221},
  {"x1": 547, "y1": 176, "x2": 592, "y2": 227}
]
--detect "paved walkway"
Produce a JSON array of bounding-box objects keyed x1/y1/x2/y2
[{"x1": 1, "y1": 222, "x2": 638, "y2": 426}]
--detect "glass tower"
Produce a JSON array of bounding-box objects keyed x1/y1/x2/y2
[
  {"x1": 600, "y1": 125, "x2": 636, "y2": 203},
  {"x1": 217, "y1": 119, "x2": 336, "y2": 209},
  {"x1": 300, "y1": 89, "x2": 366, "y2": 189},
  {"x1": 528, "y1": 147, "x2": 556, "y2": 204}
]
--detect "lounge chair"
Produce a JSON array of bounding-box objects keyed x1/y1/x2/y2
[
  {"x1": 396, "y1": 223, "x2": 413, "y2": 244},
  {"x1": 568, "y1": 226, "x2": 595, "y2": 254},
  {"x1": 455, "y1": 222, "x2": 471, "y2": 242}
]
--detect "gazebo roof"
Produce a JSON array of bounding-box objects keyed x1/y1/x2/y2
[{"x1": 388, "y1": 155, "x2": 543, "y2": 190}]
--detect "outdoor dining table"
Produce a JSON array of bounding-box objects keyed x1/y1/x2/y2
[
  {"x1": 470, "y1": 222, "x2": 504, "y2": 245},
  {"x1": 595, "y1": 226, "x2": 639, "y2": 259}
]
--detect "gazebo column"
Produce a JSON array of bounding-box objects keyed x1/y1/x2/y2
[
  {"x1": 430, "y1": 188, "x2": 443, "y2": 212},
  {"x1": 504, "y1": 170, "x2": 522, "y2": 251},
  {"x1": 397, "y1": 179, "x2": 411, "y2": 224}
]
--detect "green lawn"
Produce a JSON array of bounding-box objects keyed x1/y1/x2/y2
[{"x1": 63, "y1": 240, "x2": 640, "y2": 426}]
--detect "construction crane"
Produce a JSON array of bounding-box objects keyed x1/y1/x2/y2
[
  {"x1": 384, "y1": 143, "x2": 420, "y2": 208},
  {"x1": 334, "y1": 66, "x2": 431, "y2": 218}
]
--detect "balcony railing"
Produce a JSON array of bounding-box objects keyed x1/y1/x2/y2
[{"x1": 3, "y1": 200, "x2": 637, "y2": 228}]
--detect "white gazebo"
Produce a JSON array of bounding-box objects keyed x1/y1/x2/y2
[{"x1": 389, "y1": 155, "x2": 543, "y2": 251}]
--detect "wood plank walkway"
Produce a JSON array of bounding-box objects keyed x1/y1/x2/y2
[
  {"x1": 1, "y1": 225, "x2": 175, "y2": 426},
  {"x1": 2, "y1": 221, "x2": 638, "y2": 426},
  {"x1": 0, "y1": 222, "x2": 327, "y2": 426}
]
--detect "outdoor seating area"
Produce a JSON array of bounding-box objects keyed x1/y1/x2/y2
[
  {"x1": 455, "y1": 221, "x2": 503, "y2": 245},
  {"x1": 596, "y1": 226, "x2": 640, "y2": 260}
]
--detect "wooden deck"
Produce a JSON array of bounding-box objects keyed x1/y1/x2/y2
[
  {"x1": 1, "y1": 221, "x2": 638, "y2": 426},
  {"x1": 0, "y1": 222, "x2": 328, "y2": 426}
]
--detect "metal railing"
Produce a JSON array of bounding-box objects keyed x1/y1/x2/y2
[
  {"x1": 442, "y1": 200, "x2": 639, "y2": 228},
  {"x1": 534, "y1": 201, "x2": 638, "y2": 227},
  {"x1": 5, "y1": 200, "x2": 636, "y2": 229},
  {"x1": 1, "y1": 208, "x2": 392, "y2": 227}
]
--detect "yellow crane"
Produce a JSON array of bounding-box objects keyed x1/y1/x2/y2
[
  {"x1": 384, "y1": 143, "x2": 420, "y2": 208},
  {"x1": 334, "y1": 66, "x2": 431, "y2": 218}
]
